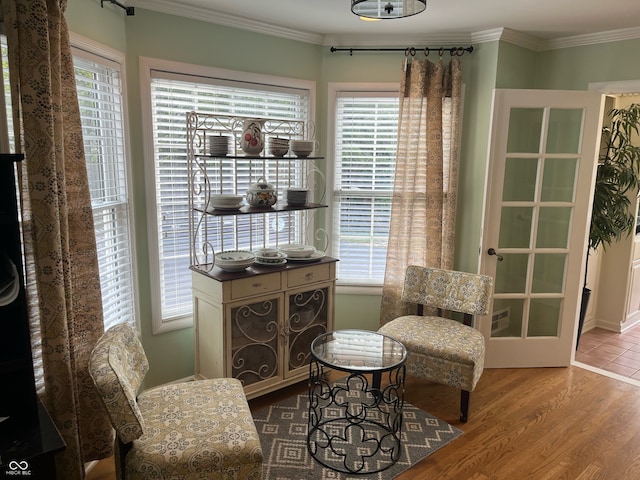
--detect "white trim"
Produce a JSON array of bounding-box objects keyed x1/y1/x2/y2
[
  {"x1": 132, "y1": 0, "x2": 325, "y2": 45},
  {"x1": 589, "y1": 79, "x2": 640, "y2": 94},
  {"x1": 121, "y1": 3, "x2": 640, "y2": 51},
  {"x1": 336, "y1": 285, "x2": 383, "y2": 296},
  {"x1": 573, "y1": 361, "x2": 640, "y2": 387},
  {"x1": 547, "y1": 26, "x2": 640, "y2": 51},
  {"x1": 327, "y1": 82, "x2": 398, "y2": 287},
  {"x1": 70, "y1": 34, "x2": 141, "y2": 331}
]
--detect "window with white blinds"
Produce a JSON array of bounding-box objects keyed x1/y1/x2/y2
[
  {"x1": 333, "y1": 91, "x2": 399, "y2": 285},
  {"x1": 1, "y1": 38, "x2": 136, "y2": 331},
  {"x1": 73, "y1": 50, "x2": 136, "y2": 330},
  {"x1": 148, "y1": 68, "x2": 311, "y2": 330}
]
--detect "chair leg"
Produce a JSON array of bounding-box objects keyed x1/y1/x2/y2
[{"x1": 460, "y1": 390, "x2": 470, "y2": 423}]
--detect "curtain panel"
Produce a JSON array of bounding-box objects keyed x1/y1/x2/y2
[
  {"x1": 2, "y1": 0, "x2": 113, "y2": 478},
  {"x1": 380, "y1": 57, "x2": 462, "y2": 326}
]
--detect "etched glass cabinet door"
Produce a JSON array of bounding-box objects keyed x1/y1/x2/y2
[
  {"x1": 228, "y1": 293, "x2": 282, "y2": 388},
  {"x1": 285, "y1": 285, "x2": 332, "y2": 378}
]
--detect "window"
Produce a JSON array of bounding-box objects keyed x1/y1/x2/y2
[
  {"x1": 72, "y1": 45, "x2": 137, "y2": 330},
  {"x1": 142, "y1": 59, "x2": 313, "y2": 333},
  {"x1": 330, "y1": 86, "x2": 399, "y2": 286},
  {"x1": 1, "y1": 37, "x2": 137, "y2": 331}
]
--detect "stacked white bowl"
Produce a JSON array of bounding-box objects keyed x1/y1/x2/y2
[
  {"x1": 291, "y1": 140, "x2": 314, "y2": 158},
  {"x1": 214, "y1": 250, "x2": 255, "y2": 271},
  {"x1": 278, "y1": 244, "x2": 316, "y2": 259},
  {"x1": 206, "y1": 193, "x2": 243, "y2": 211},
  {"x1": 269, "y1": 137, "x2": 290, "y2": 157},
  {"x1": 286, "y1": 188, "x2": 308, "y2": 205},
  {"x1": 209, "y1": 135, "x2": 230, "y2": 156},
  {"x1": 253, "y1": 247, "x2": 287, "y2": 266}
]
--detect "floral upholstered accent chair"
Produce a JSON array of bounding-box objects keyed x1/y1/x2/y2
[
  {"x1": 379, "y1": 266, "x2": 493, "y2": 422},
  {"x1": 89, "y1": 323, "x2": 263, "y2": 479}
]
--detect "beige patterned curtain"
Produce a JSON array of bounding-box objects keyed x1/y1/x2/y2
[
  {"x1": 2, "y1": 0, "x2": 114, "y2": 478},
  {"x1": 379, "y1": 56, "x2": 463, "y2": 326}
]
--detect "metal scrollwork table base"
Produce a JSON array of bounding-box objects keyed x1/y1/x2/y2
[{"x1": 307, "y1": 329, "x2": 407, "y2": 474}]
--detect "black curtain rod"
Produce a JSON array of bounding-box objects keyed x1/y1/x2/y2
[
  {"x1": 330, "y1": 45, "x2": 473, "y2": 57},
  {"x1": 101, "y1": 0, "x2": 135, "y2": 16}
]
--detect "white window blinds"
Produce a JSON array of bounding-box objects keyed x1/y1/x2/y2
[
  {"x1": 149, "y1": 72, "x2": 310, "y2": 327},
  {"x1": 73, "y1": 53, "x2": 136, "y2": 330},
  {"x1": 333, "y1": 92, "x2": 399, "y2": 285}
]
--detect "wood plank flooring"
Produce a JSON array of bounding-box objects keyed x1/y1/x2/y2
[{"x1": 86, "y1": 366, "x2": 640, "y2": 480}]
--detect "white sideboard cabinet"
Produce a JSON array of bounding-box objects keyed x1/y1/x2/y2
[{"x1": 192, "y1": 260, "x2": 335, "y2": 398}]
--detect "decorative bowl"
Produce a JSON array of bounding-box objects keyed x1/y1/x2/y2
[
  {"x1": 278, "y1": 244, "x2": 316, "y2": 258},
  {"x1": 215, "y1": 250, "x2": 255, "y2": 271}
]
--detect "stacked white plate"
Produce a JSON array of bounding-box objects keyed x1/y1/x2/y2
[
  {"x1": 215, "y1": 250, "x2": 255, "y2": 271},
  {"x1": 269, "y1": 137, "x2": 289, "y2": 157},
  {"x1": 286, "y1": 188, "x2": 308, "y2": 205},
  {"x1": 209, "y1": 135, "x2": 230, "y2": 156},
  {"x1": 253, "y1": 247, "x2": 287, "y2": 266},
  {"x1": 291, "y1": 139, "x2": 314, "y2": 158},
  {"x1": 207, "y1": 194, "x2": 243, "y2": 211}
]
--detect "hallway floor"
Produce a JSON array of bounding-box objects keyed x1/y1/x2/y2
[{"x1": 576, "y1": 324, "x2": 640, "y2": 380}]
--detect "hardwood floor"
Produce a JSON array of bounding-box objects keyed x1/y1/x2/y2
[{"x1": 86, "y1": 366, "x2": 640, "y2": 480}]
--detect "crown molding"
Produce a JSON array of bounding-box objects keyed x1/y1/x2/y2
[
  {"x1": 132, "y1": 0, "x2": 326, "y2": 45},
  {"x1": 323, "y1": 32, "x2": 474, "y2": 48},
  {"x1": 544, "y1": 26, "x2": 640, "y2": 50},
  {"x1": 131, "y1": 1, "x2": 640, "y2": 51}
]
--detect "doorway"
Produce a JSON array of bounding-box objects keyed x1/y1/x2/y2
[{"x1": 574, "y1": 82, "x2": 640, "y2": 384}]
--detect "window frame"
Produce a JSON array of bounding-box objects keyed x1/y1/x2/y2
[
  {"x1": 70, "y1": 33, "x2": 139, "y2": 332},
  {"x1": 139, "y1": 57, "x2": 316, "y2": 334},
  {"x1": 327, "y1": 82, "x2": 399, "y2": 294}
]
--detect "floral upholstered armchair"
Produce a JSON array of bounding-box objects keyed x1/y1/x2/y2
[
  {"x1": 89, "y1": 323, "x2": 263, "y2": 479},
  {"x1": 379, "y1": 265, "x2": 493, "y2": 422}
]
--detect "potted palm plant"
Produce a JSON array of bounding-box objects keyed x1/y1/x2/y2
[{"x1": 577, "y1": 103, "x2": 640, "y2": 347}]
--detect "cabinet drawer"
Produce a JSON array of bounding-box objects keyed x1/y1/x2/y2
[
  {"x1": 231, "y1": 273, "x2": 281, "y2": 300},
  {"x1": 287, "y1": 264, "x2": 332, "y2": 288}
]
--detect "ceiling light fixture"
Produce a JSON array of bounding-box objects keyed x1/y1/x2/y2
[{"x1": 351, "y1": 0, "x2": 426, "y2": 20}]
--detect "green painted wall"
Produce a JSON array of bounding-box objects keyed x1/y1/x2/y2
[
  {"x1": 63, "y1": 5, "x2": 640, "y2": 387},
  {"x1": 66, "y1": 0, "x2": 126, "y2": 51},
  {"x1": 534, "y1": 38, "x2": 640, "y2": 90}
]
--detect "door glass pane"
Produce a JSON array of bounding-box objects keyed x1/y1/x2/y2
[
  {"x1": 546, "y1": 109, "x2": 583, "y2": 154},
  {"x1": 532, "y1": 253, "x2": 566, "y2": 293},
  {"x1": 494, "y1": 254, "x2": 529, "y2": 294},
  {"x1": 528, "y1": 299, "x2": 561, "y2": 337},
  {"x1": 499, "y1": 207, "x2": 532, "y2": 248},
  {"x1": 491, "y1": 299, "x2": 524, "y2": 338},
  {"x1": 541, "y1": 158, "x2": 577, "y2": 202},
  {"x1": 503, "y1": 158, "x2": 538, "y2": 201},
  {"x1": 507, "y1": 108, "x2": 543, "y2": 153},
  {"x1": 536, "y1": 207, "x2": 571, "y2": 248}
]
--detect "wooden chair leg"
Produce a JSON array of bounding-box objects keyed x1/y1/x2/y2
[{"x1": 460, "y1": 390, "x2": 470, "y2": 423}]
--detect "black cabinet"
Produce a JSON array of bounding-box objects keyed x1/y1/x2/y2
[
  {"x1": 0, "y1": 153, "x2": 37, "y2": 432},
  {"x1": 0, "y1": 154, "x2": 65, "y2": 479}
]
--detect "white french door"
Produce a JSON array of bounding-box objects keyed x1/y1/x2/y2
[{"x1": 480, "y1": 89, "x2": 604, "y2": 368}]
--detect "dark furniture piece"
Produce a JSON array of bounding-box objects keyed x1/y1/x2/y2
[{"x1": 0, "y1": 154, "x2": 65, "y2": 479}]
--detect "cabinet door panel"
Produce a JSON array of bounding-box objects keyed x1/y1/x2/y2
[
  {"x1": 228, "y1": 294, "x2": 281, "y2": 387},
  {"x1": 286, "y1": 286, "x2": 330, "y2": 376}
]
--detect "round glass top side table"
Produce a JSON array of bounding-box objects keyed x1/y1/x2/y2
[{"x1": 307, "y1": 329, "x2": 407, "y2": 474}]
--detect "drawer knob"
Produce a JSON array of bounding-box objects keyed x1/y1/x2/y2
[
  {"x1": 305, "y1": 273, "x2": 314, "y2": 280},
  {"x1": 252, "y1": 282, "x2": 263, "y2": 288}
]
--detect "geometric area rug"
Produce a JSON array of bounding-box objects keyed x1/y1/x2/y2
[{"x1": 252, "y1": 392, "x2": 463, "y2": 479}]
